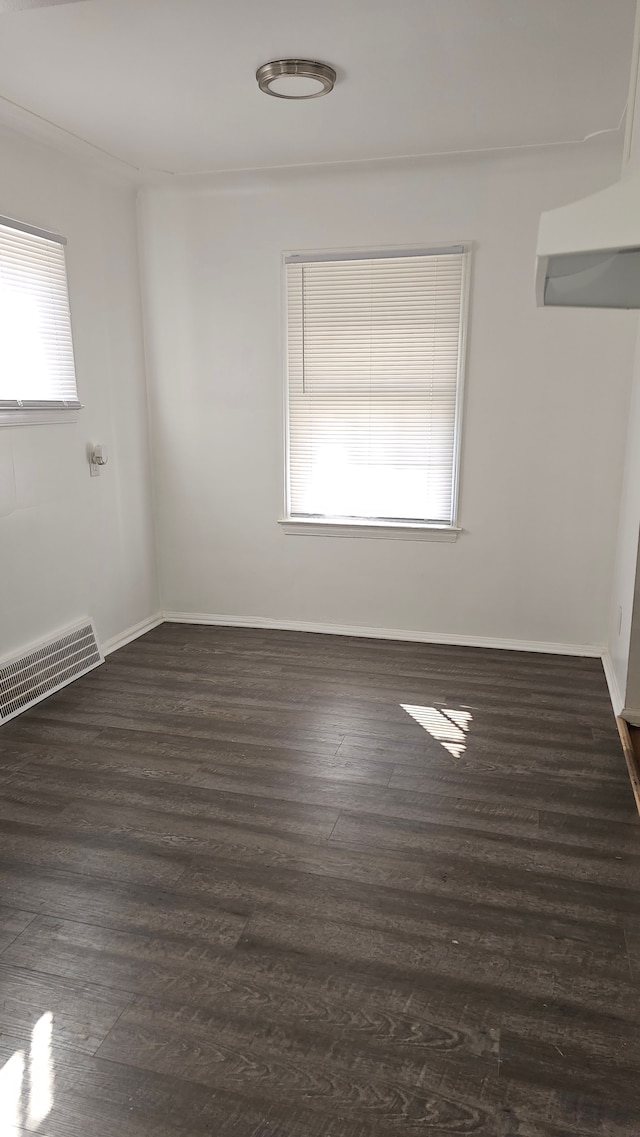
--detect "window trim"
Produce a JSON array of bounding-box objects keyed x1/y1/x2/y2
[
  {"x1": 280, "y1": 241, "x2": 472, "y2": 538},
  {"x1": 0, "y1": 214, "x2": 67, "y2": 247},
  {"x1": 0, "y1": 408, "x2": 81, "y2": 428},
  {"x1": 0, "y1": 214, "x2": 81, "y2": 427},
  {"x1": 278, "y1": 518, "x2": 462, "y2": 541}
]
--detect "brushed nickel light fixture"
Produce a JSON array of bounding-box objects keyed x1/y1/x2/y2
[{"x1": 256, "y1": 59, "x2": 336, "y2": 99}]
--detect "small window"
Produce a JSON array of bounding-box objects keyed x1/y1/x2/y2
[
  {"x1": 0, "y1": 215, "x2": 80, "y2": 426},
  {"x1": 283, "y1": 246, "x2": 469, "y2": 535}
]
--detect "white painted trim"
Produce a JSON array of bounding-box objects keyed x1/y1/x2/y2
[
  {"x1": 622, "y1": 0, "x2": 640, "y2": 168},
  {"x1": 601, "y1": 649, "x2": 625, "y2": 716},
  {"x1": 0, "y1": 213, "x2": 66, "y2": 246},
  {"x1": 278, "y1": 519, "x2": 461, "y2": 541},
  {"x1": 0, "y1": 410, "x2": 80, "y2": 428},
  {"x1": 162, "y1": 611, "x2": 602, "y2": 657},
  {"x1": 102, "y1": 613, "x2": 163, "y2": 656},
  {"x1": 0, "y1": 617, "x2": 103, "y2": 670},
  {"x1": 281, "y1": 242, "x2": 471, "y2": 533},
  {"x1": 0, "y1": 618, "x2": 103, "y2": 725}
]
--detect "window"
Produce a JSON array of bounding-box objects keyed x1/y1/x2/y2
[
  {"x1": 0, "y1": 215, "x2": 80, "y2": 427},
  {"x1": 282, "y1": 245, "x2": 469, "y2": 539}
]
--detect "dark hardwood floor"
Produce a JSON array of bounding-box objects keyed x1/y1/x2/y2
[{"x1": 0, "y1": 623, "x2": 639, "y2": 1136}]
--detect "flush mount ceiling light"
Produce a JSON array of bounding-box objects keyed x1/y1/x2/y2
[{"x1": 256, "y1": 59, "x2": 336, "y2": 100}]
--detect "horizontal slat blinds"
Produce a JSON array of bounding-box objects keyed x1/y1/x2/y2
[
  {"x1": 286, "y1": 249, "x2": 466, "y2": 525},
  {"x1": 0, "y1": 218, "x2": 80, "y2": 409}
]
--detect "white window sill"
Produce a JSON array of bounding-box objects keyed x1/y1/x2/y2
[
  {"x1": 0, "y1": 410, "x2": 80, "y2": 428},
  {"x1": 278, "y1": 518, "x2": 462, "y2": 541}
]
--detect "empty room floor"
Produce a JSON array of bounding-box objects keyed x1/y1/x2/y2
[{"x1": 0, "y1": 623, "x2": 639, "y2": 1136}]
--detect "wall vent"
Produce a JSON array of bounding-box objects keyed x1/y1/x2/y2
[{"x1": 0, "y1": 620, "x2": 103, "y2": 724}]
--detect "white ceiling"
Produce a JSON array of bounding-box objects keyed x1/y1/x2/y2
[{"x1": 0, "y1": 0, "x2": 635, "y2": 176}]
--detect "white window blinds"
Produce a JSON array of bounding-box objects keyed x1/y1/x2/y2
[
  {"x1": 285, "y1": 247, "x2": 467, "y2": 526},
  {"x1": 0, "y1": 216, "x2": 80, "y2": 413}
]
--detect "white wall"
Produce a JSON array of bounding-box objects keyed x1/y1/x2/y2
[
  {"x1": 607, "y1": 1, "x2": 640, "y2": 714},
  {"x1": 141, "y1": 142, "x2": 637, "y2": 649},
  {"x1": 607, "y1": 324, "x2": 640, "y2": 710},
  {"x1": 0, "y1": 125, "x2": 158, "y2": 659}
]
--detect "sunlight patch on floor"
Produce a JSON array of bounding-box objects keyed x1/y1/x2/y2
[
  {"x1": 0, "y1": 1050, "x2": 24, "y2": 1137},
  {"x1": 401, "y1": 704, "x2": 472, "y2": 758},
  {"x1": 0, "y1": 1012, "x2": 54, "y2": 1135},
  {"x1": 27, "y1": 1013, "x2": 53, "y2": 1130}
]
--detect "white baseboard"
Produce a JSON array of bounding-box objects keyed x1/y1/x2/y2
[
  {"x1": 601, "y1": 649, "x2": 625, "y2": 717},
  {"x1": 102, "y1": 613, "x2": 163, "y2": 656},
  {"x1": 97, "y1": 609, "x2": 625, "y2": 726},
  {"x1": 161, "y1": 610, "x2": 603, "y2": 658}
]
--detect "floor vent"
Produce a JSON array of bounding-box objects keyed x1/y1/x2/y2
[{"x1": 0, "y1": 620, "x2": 103, "y2": 724}]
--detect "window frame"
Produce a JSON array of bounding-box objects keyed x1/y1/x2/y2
[
  {"x1": 279, "y1": 241, "x2": 471, "y2": 541},
  {"x1": 0, "y1": 214, "x2": 82, "y2": 429}
]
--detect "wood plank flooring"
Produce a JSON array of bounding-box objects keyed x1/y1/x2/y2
[{"x1": 0, "y1": 623, "x2": 639, "y2": 1136}]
